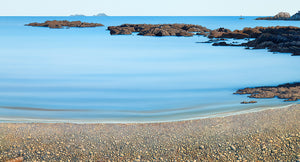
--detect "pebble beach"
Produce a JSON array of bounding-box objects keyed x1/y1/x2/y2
[{"x1": 0, "y1": 104, "x2": 299, "y2": 161}]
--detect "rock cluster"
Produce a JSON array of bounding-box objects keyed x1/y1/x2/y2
[
  {"x1": 107, "y1": 24, "x2": 210, "y2": 36},
  {"x1": 25, "y1": 20, "x2": 104, "y2": 29},
  {"x1": 210, "y1": 26, "x2": 300, "y2": 55},
  {"x1": 256, "y1": 11, "x2": 300, "y2": 20},
  {"x1": 235, "y1": 82, "x2": 300, "y2": 101},
  {"x1": 108, "y1": 23, "x2": 300, "y2": 55}
]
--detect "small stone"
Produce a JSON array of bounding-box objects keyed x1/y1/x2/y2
[
  {"x1": 199, "y1": 145, "x2": 205, "y2": 149},
  {"x1": 230, "y1": 145, "x2": 236, "y2": 151}
]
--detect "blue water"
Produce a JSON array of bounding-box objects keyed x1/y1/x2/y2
[{"x1": 0, "y1": 16, "x2": 300, "y2": 123}]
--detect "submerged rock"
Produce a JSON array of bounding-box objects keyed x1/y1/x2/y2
[{"x1": 241, "y1": 101, "x2": 257, "y2": 104}]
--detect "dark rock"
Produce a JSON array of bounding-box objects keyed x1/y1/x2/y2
[
  {"x1": 212, "y1": 42, "x2": 244, "y2": 46},
  {"x1": 221, "y1": 32, "x2": 249, "y2": 39}
]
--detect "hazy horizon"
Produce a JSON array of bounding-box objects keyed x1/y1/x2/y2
[{"x1": 1, "y1": 0, "x2": 300, "y2": 16}]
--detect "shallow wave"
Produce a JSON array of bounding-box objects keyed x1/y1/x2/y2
[
  {"x1": 0, "y1": 106, "x2": 88, "y2": 112},
  {"x1": 0, "y1": 103, "x2": 296, "y2": 123}
]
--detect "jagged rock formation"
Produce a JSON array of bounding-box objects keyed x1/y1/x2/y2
[
  {"x1": 234, "y1": 83, "x2": 300, "y2": 101},
  {"x1": 107, "y1": 24, "x2": 210, "y2": 36},
  {"x1": 25, "y1": 20, "x2": 104, "y2": 29}
]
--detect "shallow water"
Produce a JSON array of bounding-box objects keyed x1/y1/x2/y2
[{"x1": 0, "y1": 16, "x2": 300, "y2": 122}]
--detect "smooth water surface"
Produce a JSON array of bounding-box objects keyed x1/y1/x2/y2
[{"x1": 0, "y1": 16, "x2": 300, "y2": 122}]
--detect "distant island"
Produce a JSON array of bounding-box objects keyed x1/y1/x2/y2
[
  {"x1": 93, "y1": 13, "x2": 108, "y2": 16},
  {"x1": 256, "y1": 11, "x2": 300, "y2": 20},
  {"x1": 69, "y1": 13, "x2": 108, "y2": 16},
  {"x1": 69, "y1": 14, "x2": 86, "y2": 17}
]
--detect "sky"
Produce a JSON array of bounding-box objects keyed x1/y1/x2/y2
[{"x1": 1, "y1": 0, "x2": 300, "y2": 16}]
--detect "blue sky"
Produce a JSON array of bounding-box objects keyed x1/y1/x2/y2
[{"x1": 1, "y1": 0, "x2": 300, "y2": 16}]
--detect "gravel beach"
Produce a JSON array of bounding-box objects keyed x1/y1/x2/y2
[{"x1": 0, "y1": 104, "x2": 299, "y2": 161}]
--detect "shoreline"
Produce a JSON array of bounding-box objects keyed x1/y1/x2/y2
[
  {"x1": 1, "y1": 104, "x2": 299, "y2": 161},
  {"x1": 0, "y1": 103, "x2": 296, "y2": 124}
]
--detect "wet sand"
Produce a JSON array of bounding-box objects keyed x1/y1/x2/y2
[{"x1": 0, "y1": 104, "x2": 299, "y2": 161}]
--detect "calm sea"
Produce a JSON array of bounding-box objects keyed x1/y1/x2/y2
[{"x1": 0, "y1": 16, "x2": 299, "y2": 123}]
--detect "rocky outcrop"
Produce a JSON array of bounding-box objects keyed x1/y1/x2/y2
[
  {"x1": 25, "y1": 20, "x2": 104, "y2": 29},
  {"x1": 234, "y1": 83, "x2": 300, "y2": 101},
  {"x1": 107, "y1": 24, "x2": 210, "y2": 37},
  {"x1": 256, "y1": 11, "x2": 300, "y2": 20},
  {"x1": 256, "y1": 12, "x2": 291, "y2": 20}
]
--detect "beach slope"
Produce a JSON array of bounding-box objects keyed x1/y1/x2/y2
[{"x1": 0, "y1": 105, "x2": 299, "y2": 161}]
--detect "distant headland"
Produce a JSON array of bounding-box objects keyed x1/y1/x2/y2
[
  {"x1": 256, "y1": 11, "x2": 300, "y2": 20},
  {"x1": 69, "y1": 13, "x2": 108, "y2": 17}
]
